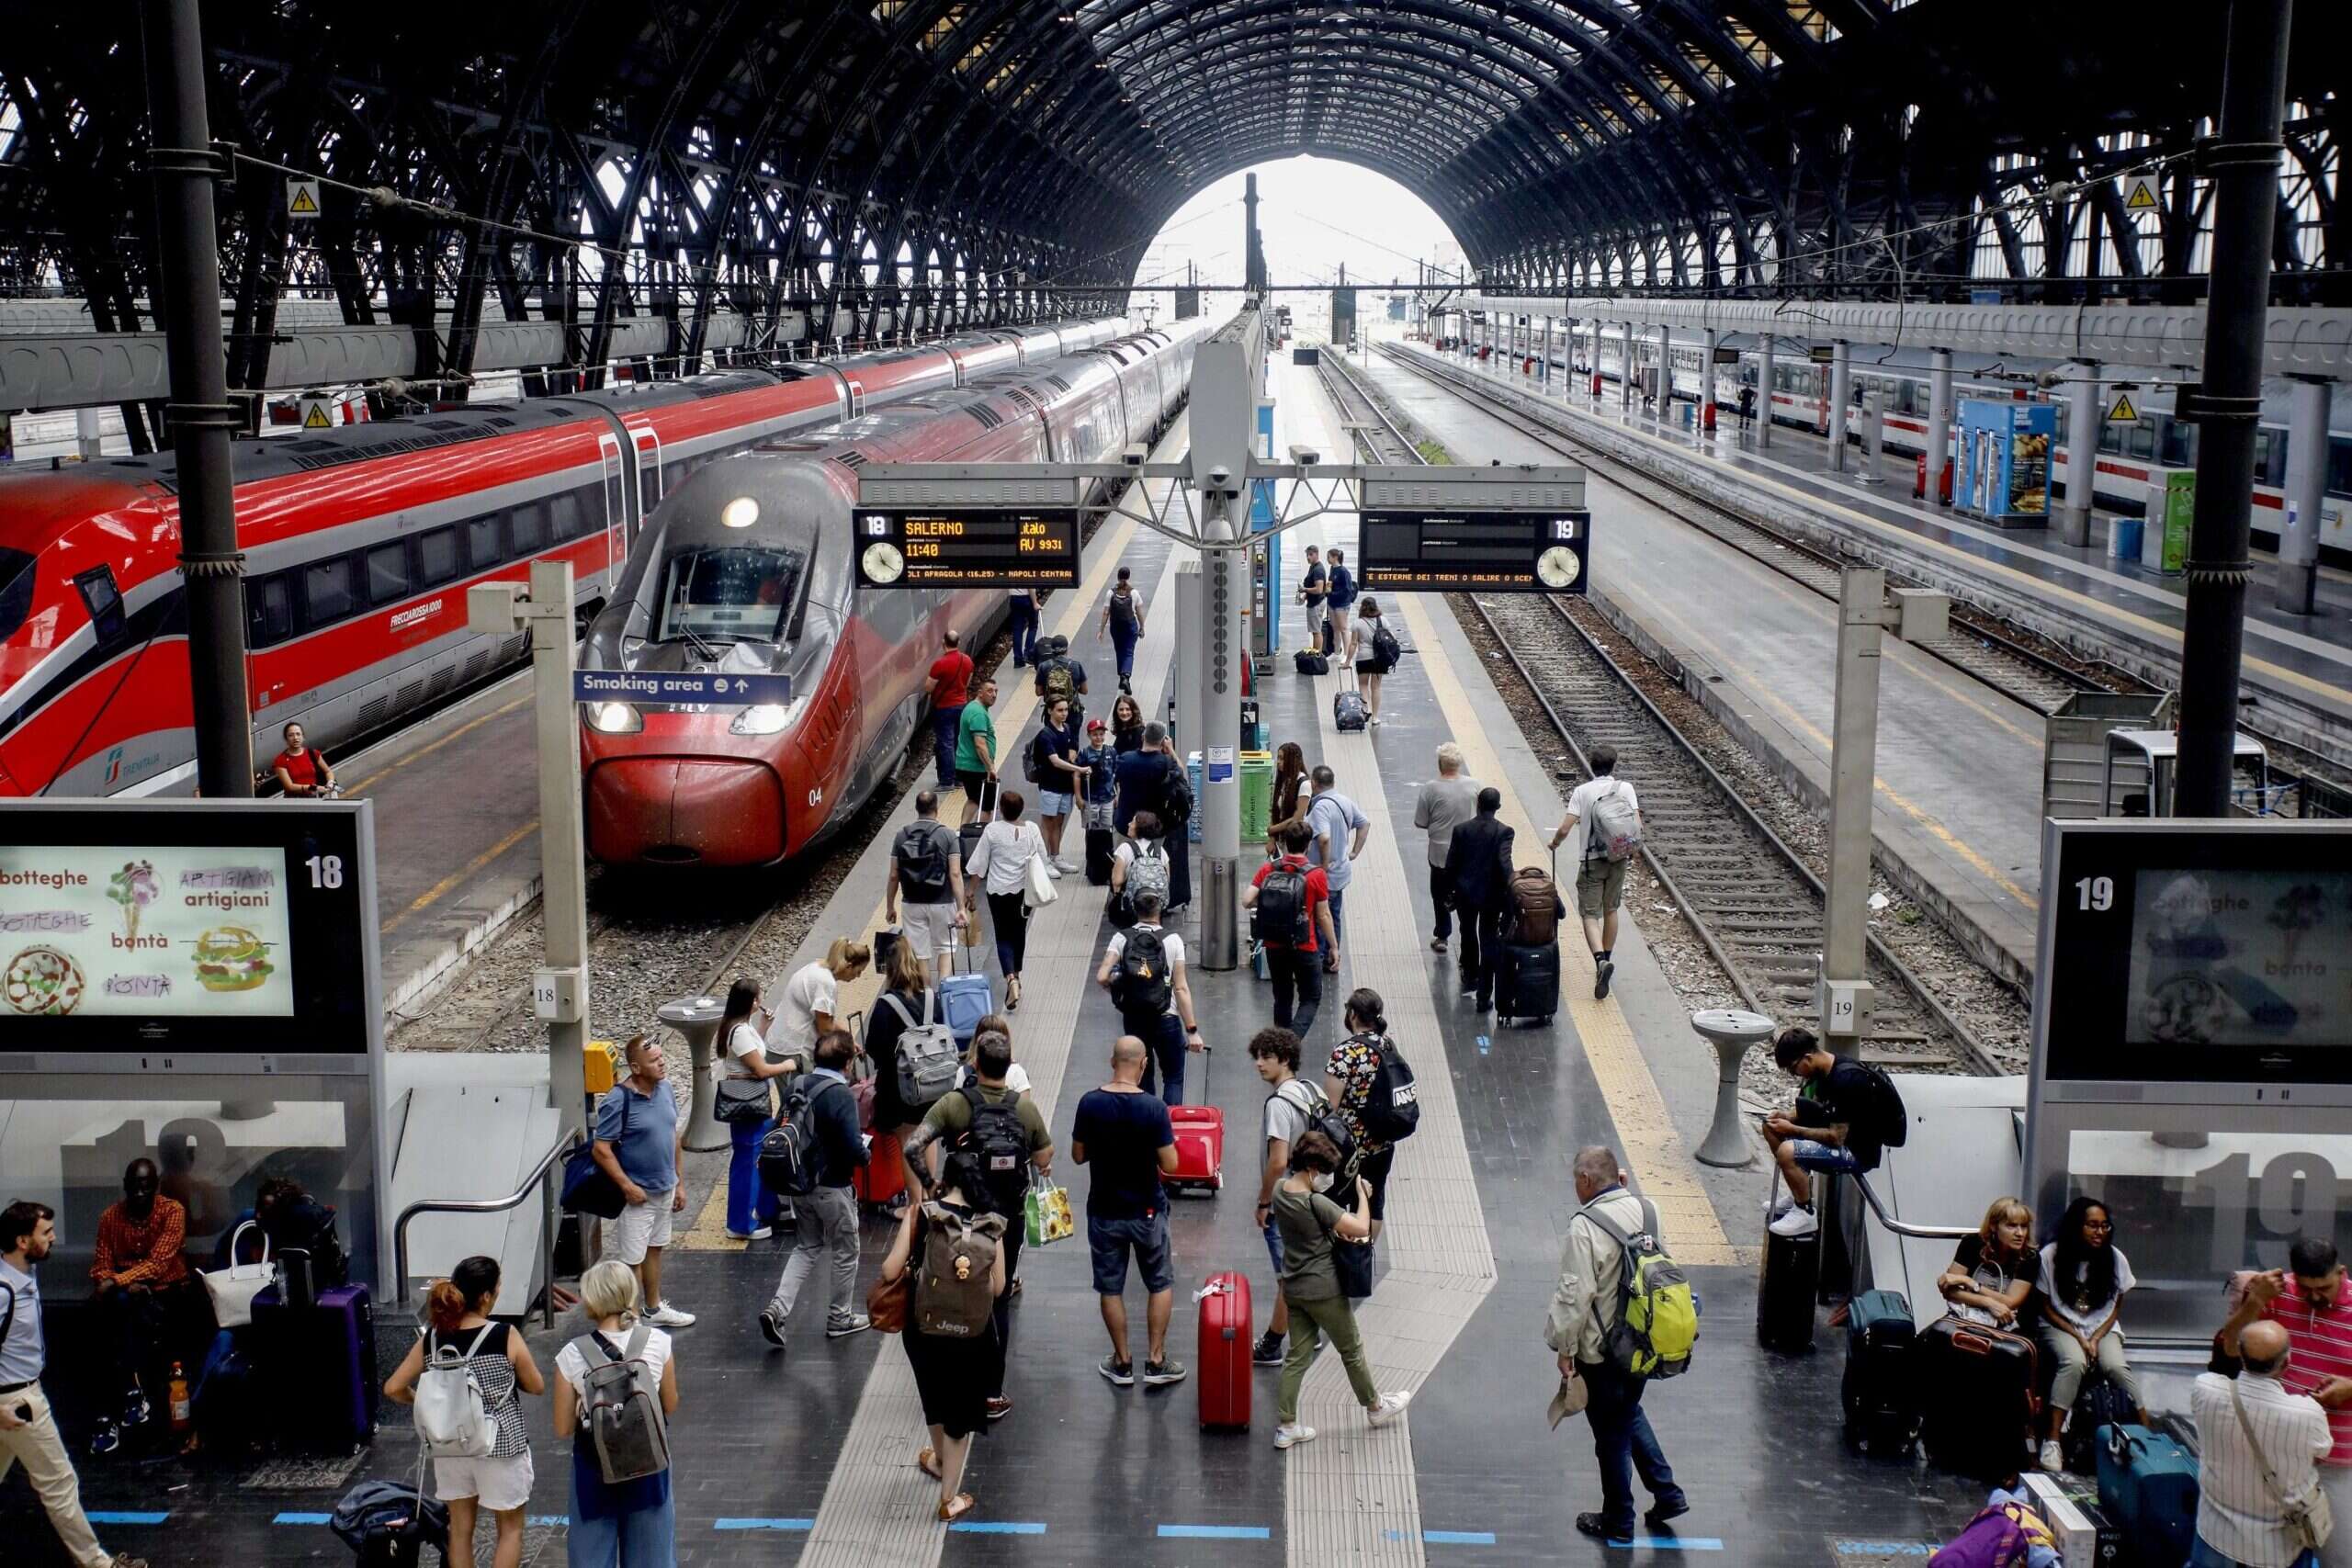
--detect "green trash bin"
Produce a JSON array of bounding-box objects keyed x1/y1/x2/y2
[{"x1": 1240, "y1": 751, "x2": 1273, "y2": 843}]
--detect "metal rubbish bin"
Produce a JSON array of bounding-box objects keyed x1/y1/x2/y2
[
  {"x1": 1240, "y1": 751, "x2": 1272, "y2": 843},
  {"x1": 660, "y1": 993, "x2": 730, "y2": 1152}
]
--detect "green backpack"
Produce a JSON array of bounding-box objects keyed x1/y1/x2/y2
[{"x1": 1581, "y1": 1202, "x2": 1697, "y2": 1380}]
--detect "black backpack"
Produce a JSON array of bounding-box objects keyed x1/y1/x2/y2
[
  {"x1": 1851, "y1": 1060, "x2": 1910, "y2": 1151},
  {"x1": 1354, "y1": 1033, "x2": 1421, "y2": 1145},
  {"x1": 1111, "y1": 926, "x2": 1173, "y2": 1021},
  {"x1": 894, "y1": 822, "x2": 949, "y2": 897},
  {"x1": 1370, "y1": 622, "x2": 1402, "y2": 670},
  {"x1": 1159, "y1": 762, "x2": 1193, "y2": 827},
  {"x1": 759, "y1": 1077, "x2": 837, "y2": 1196},
  {"x1": 1275, "y1": 1078, "x2": 1354, "y2": 1171},
  {"x1": 1252, "y1": 863, "x2": 1311, "y2": 946},
  {"x1": 953, "y1": 1085, "x2": 1031, "y2": 1217}
]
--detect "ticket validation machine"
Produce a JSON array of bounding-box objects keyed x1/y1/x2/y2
[
  {"x1": 2024, "y1": 818, "x2": 2352, "y2": 1348},
  {"x1": 0, "y1": 800, "x2": 388, "y2": 1300}
]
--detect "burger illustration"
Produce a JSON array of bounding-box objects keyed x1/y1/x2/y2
[{"x1": 190, "y1": 926, "x2": 276, "y2": 992}]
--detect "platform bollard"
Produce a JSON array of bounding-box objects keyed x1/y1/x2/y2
[
  {"x1": 1691, "y1": 1008, "x2": 1776, "y2": 1168},
  {"x1": 661, "y1": 994, "x2": 730, "y2": 1152}
]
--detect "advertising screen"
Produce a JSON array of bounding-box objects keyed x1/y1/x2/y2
[{"x1": 2123, "y1": 868, "x2": 2350, "y2": 1048}]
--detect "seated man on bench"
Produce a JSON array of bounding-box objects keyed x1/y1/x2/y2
[
  {"x1": 1761, "y1": 1026, "x2": 1890, "y2": 1240},
  {"x1": 88, "y1": 1158, "x2": 198, "y2": 1455}
]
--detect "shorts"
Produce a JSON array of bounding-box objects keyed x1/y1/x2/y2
[
  {"x1": 434, "y1": 1449, "x2": 535, "y2": 1512},
  {"x1": 1354, "y1": 660, "x2": 1383, "y2": 678},
  {"x1": 1089, "y1": 1210, "x2": 1173, "y2": 1296},
  {"x1": 1786, "y1": 1140, "x2": 1860, "y2": 1174},
  {"x1": 1038, "y1": 789, "x2": 1074, "y2": 818},
  {"x1": 900, "y1": 900, "x2": 957, "y2": 960},
  {"x1": 1575, "y1": 856, "x2": 1626, "y2": 919},
  {"x1": 956, "y1": 769, "x2": 989, "y2": 803},
  {"x1": 1262, "y1": 1210, "x2": 1286, "y2": 1280},
  {"x1": 607, "y1": 1189, "x2": 676, "y2": 1264}
]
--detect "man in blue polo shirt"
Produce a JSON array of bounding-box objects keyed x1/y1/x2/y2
[
  {"x1": 1306, "y1": 765, "x2": 1371, "y2": 953},
  {"x1": 593, "y1": 1035, "x2": 694, "y2": 1328}
]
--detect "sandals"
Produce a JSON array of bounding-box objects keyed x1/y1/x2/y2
[
  {"x1": 917, "y1": 1447, "x2": 942, "y2": 1480},
  {"x1": 937, "y1": 1493, "x2": 977, "y2": 1524}
]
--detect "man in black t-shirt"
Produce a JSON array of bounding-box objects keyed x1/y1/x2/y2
[
  {"x1": 1070, "y1": 1035, "x2": 1185, "y2": 1389},
  {"x1": 1760, "y1": 1025, "x2": 1882, "y2": 1239}
]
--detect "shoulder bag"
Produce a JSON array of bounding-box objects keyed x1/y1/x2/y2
[
  {"x1": 1023, "y1": 829, "x2": 1057, "y2": 909},
  {"x1": 2229, "y1": 1376, "x2": 2334, "y2": 1550},
  {"x1": 201, "y1": 1219, "x2": 275, "y2": 1327},
  {"x1": 561, "y1": 1094, "x2": 629, "y2": 1217}
]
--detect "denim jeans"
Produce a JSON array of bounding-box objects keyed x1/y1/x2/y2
[
  {"x1": 1008, "y1": 596, "x2": 1039, "y2": 665},
  {"x1": 567, "y1": 1492, "x2": 676, "y2": 1568},
  {"x1": 1326, "y1": 886, "x2": 1347, "y2": 951},
  {"x1": 1580, "y1": 1358, "x2": 1683, "y2": 1534},
  {"x1": 1269, "y1": 946, "x2": 1324, "y2": 1040},
  {"x1": 768, "y1": 1185, "x2": 860, "y2": 1333},
  {"x1": 2189, "y1": 1540, "x2": 2319, "y2": 1568},
  {"x1": 930, "y1": 707, "x2": 961, "y2": 788},
  {"x1": 1133, "y1": 1010, "x2": 1187, "y2": 1107},
  {"x1": 727, "y1": 1116, "x2": 779, "y2": 1235},
  {"x1": 1111, "y1": 626, "x2": 1138, "y2": 682}
]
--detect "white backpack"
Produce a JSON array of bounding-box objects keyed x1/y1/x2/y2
[
  {"x1": 1589, "y1": 781, "x2": 1643, "y2": 863},
  {"x1": 413, "y1": 1323, "x2": 499, "y2": 1459}
]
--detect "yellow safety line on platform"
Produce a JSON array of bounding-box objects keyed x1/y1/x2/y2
[
  {"x1": 673, "y1": 1179, "x2": 750, "y2": 1252},
  {"x1": 379, "y1": 817, "x2": 537, "y2": 936},
  {"x1": 344, "y1": 689, "x2": 532, "y2": 797},
  {"x1": 1395, "y1": 592, "x2": 1737, "y2": 1266}
]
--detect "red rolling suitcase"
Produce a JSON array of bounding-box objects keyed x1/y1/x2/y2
[
  {"x1": 1198, "y1": 1272, "x2": 1253, "y2": 1429},
  {"x1": 855, "y1": 1130, "x2": 910, "y2": 1208},
  {"x1": 1167, "y1": 1106, "x2": 1224, "y2": 1193}
]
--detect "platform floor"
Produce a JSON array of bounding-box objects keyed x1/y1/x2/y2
[{"x1": 10, "y1": 379, "x2": 2031, "y2": 1568}]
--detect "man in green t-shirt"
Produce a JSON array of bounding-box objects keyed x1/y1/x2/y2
[
  {"x1": 953, "y1": 677, "x2": 1000, "y2": 825},
  {"x1": 906, "y1": 1030, "x2": 1051, "y2": 1420}
]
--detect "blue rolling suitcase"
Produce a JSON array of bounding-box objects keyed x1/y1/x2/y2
[
  {"x1": 937, "y1": 943, "x2": 994, "y2": 1044},
  {"x1": 1840, "y1": 1288, "x2": 1920, "y2": 1456},
  {"x1": 2096, "y1": 1423, "x2": 2199, "y2": 1568}
]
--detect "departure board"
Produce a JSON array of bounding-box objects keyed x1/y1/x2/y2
[
  {"x1": 854, "y1": 510, "x2": 1080, "y2": 589},
  {"x1": 1358, "y1": 509, "x2": 1590, "y2": 593}
]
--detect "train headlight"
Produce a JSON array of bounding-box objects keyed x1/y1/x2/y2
[
  {"x1": 730, "y1": 698, "x2": 805, "y2": 736},
  {"x1": 720, "y1": 496, "x2": 760, "y2": 529},
  {"x1": 584, "y1": 701, "x2": 643, "y2": 734}
]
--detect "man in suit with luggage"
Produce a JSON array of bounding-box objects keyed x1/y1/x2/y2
[
  {"x1": 1445, "y1": 788, "x2": 1516, "y2": 1012},
  {"x1": 1546, "y1": 1146, "x2": 1689, "y2": 1540},
  {"x1": 0, "y1": 1201, "x2": 149, "y2": 1568}
]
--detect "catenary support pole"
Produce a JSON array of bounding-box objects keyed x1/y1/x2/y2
[
  {"x1": 2063, "y1": 367, "x2": 2101, "y2": 548},
  {"x1": 143, "y1": 0, "x2": 252, "y2": 797},
  {"x1": 1757, "y1": 335, "x2": 1776, "y2": 450},
  {"x1": 2177, "y1": 0, "x2": 2293, "y2": 818},
  {"x1": 1620, "y1": 322, "x2": 1634, "y2": 411},
  {"x1": 1925, "y1": 349, "x2": 1953, "y2": 503},
  {"x1": 1820, "y1": 568, "x2": 1885, "y2": 1055},
  {"x1": 2277, "y1": 377, "x2": 2328, "y2": 614},
  {"x1": 1826, "y1": 340, "x2": 1851, "y2": 472}
]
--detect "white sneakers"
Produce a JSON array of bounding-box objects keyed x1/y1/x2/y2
[
  {"x1": 1273, "y1": 1423, "x2": 1317, "y2": 1450},
  {"x1": 1046, "y1": 861, "x2": 1066, "y2": 879},
  {"x1": 645, "y1": 1302, "x2": 695, "y2": 1327},
  {"x1": 1767, "y1": 1205, "x2": 1819, "y2": 1239},
  {"x1": 1366, "y1": 1391, "x2": 1412, "y2": 1427},
  {"x1": 2040, "y1": 1439, "x2": 2066, "y2": 1472}
]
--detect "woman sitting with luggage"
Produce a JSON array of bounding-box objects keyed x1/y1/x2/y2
[
  {"x1": 1940, "y1": 1197, "x2": 2036, "y2": 1330},
  {"x1": 382, "y1": 1256, "x2": 544, "y2": 1568},
  {"x1": 876, "y1": 1150, "x2": 1007, "y2": 1524},
  {"x1": 717, "y1": 978, "x2": 794, "y2": 1241},
  {"x1": 2035, "y1": 1196, "x2": 2148, "y2": 1472},
  {"x1": 555, "y1": 1260, "x2": 681, "y2": 1566},
  {"x1": 1268, "y1": 1129, "x2": 1411, "y2": 1452}
]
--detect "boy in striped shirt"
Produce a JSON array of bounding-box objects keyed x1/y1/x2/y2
[{"x1": 2219, "y1": 1237, "x2": 2352, "y2": 1568}]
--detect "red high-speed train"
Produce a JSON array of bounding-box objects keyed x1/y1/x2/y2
[
  {"x1": 0, "y1": 321, "x2": 1125, "y2": 796},
  {"x1": 579, "y1": 316, "x2": 1214, "y2": 867}
]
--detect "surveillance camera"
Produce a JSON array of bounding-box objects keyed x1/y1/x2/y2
[
  {"x1": 1123, "y1": 443, "x2": 1148, "y2": 467},
  {"x1": 1289, "y1": 445, "x2": 1320, "y2": 467}
]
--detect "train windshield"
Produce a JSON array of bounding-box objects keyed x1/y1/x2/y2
[
  {"x1": 652, "y1": 544, "x2": 804, "y2": 648},
  {"x1": 0, "y1": 547, "x2": 32, "y2": 642}
]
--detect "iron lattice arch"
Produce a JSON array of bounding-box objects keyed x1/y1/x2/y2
[{"x1": 0, "y1": 1, "x2": 2343, "y2": 427}]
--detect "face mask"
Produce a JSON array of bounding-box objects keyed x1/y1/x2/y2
[{"x1": 1310, "y1": 1173, "x2": 1335, "y2": 1194}]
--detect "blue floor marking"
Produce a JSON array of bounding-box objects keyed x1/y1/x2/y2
[
  {"x1": 1422, "y1": 1530, "x2": 1499, "y2": 1545},
  {"x1": 1476, "y1": 1033, "x2": 1490, "y2": 1055},
  {"x1": 1835, "y1": 1546, "x2": 1933, "y2": 1557},
  {"x1": 1606, "y1": 1538, "x2": 1724, "y2": 1551},
  {"x1": 1159, "y1": 1524, "x2": 1273, "y2": 1540},
  {"x1": 273, "y1": 1512, "x2": 333, "y2": 1525},
  {"x1": 86, "y1": 1511, "x2": 169, "y2": 1525},
  {"x1": 528, "y1": 1516, "x2": 567, "y2": 1528},
  {"x1": 714, "y1": 1517, "x2": 816, "y2": 1530},
  {"x1": 950, "y1": 1521, "x2": 1048, "y2": 1534}
]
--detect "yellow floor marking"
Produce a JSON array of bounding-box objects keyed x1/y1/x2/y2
[
  {"x1": 379, "y1": 818, "x2": 538, "y2": 935},
  {"x1": 345, "y1": 691, "x2": 532, "y2": 797},
  {"x1": 1396, "y1": 592, "x2": 1738, "y2": 1266},
  {"x1": 671, "y1": 1179, "x2": 750, "y2": 1252}
]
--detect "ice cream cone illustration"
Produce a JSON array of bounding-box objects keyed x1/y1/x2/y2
[
  {"x1": 106, "y1": 860, "x2": 159, "y2": 943},
  {"x1": 2267, "y1": 883, "x2": 2324, "y2": 968}
]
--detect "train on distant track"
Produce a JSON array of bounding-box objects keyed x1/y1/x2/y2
[
  {"x1": 578, "y1": 316, "x2": 1214, "y2": 868},
  {"x1": 0, "y1": 320, "x2": 1126, "y2": 797}
]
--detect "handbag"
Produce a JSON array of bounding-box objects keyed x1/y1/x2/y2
[
  {"x1": 1023, "y1": 839, "x2": 1057, "y2": 909},
  {"x1": 866, "y1": 1268, "x2": 911, "y2": 1335},
  {"x1": 2231, "y1": 1375, "x2": 2335, "y2": 1550},
  {"x1": 714, "y1": 1077, "x2": 775, "y2": 1125},
  {"x1": 200, "y1": 1219, "x2": 274, "y2": 1327},
  {"x1": 560, "y1": 1094, "x2": 628, "y2": 1218},
  {"x1": 1023, "y1": 1170, "x2": 1075, "y2": 1248}
]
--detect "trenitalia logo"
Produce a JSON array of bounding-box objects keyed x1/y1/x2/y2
[{"x1": 390, "y1": 598, "x2": 443, "y2": 633}]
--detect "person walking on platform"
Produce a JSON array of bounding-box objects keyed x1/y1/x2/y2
[
  {"x1": 955, "y1": 677, "x2": 1001, "y2": 827},
  {"x1": 1071, "y1": 1037, "x2": 1185, "y2": 1390},
  {"x1": 1033, "y1": 634, "x2": 1089, "y2": 737},
  {"x1": 926, "y1": 630, "x2": 974, "y2": 793},
  {"x1": 556, "y1": 1261, "x2": 680, "y2": 1567},
  {"x1": 1245, "y1": 823, "x2": 1337, "y2": 1039},
  {"x1": 886, "y1": 790, "x2": 968, "y2": 978},
  {"x1": 966, "y1": 788, "x2": 1047, "y2": 1011},
  {"x1": 1267, "y1": 741, "x2": 1310, "y2": 861},
  {"x1": 1325, "y1": 988, "x2": 1402, "y2": 1238},
  {"x1": 876, "y1": 1149, "x2": 1005, "y2": 1524},
  {"x1": 1076, "y1": 718, "x2": 1120, "y2": 883},
  {"x1": 865, "y1": 938, "x2": 940, "y2": 1192},
  {"x1": 1446, "y1": 788, "x2": 1516, "y2": 1011},
  {"x1": 85, "y1": 1157, "x2": 197, "y2": 1455},
  {"x1": 592, "y1": 1035, "x2": 694, "y2": 1328},
  {"x1": 1250, "y1": 1027, "x2": 1325, "y2": 1369},
  {"x1": 1306, "y1": 766, "x2": 1369, "y2": 953},
  {"x1": 1547, "y1": 1145, "x2": 1689, "y2": 1540},
  {"x1": 1096, "y1": 891, "x2": 1203, "y2": 1106},
  {"x1": 2217, "y1": 1236, "x2": 2352, "y2": 1565},
  {"x1": 1099, "y1": 566, "x2": 1146, "y2": 694},
  {"x1": 271, "y1": 720, "x2": 337, "y2": 798},
  {"x1": 383, "y1": 1255, "x2": 544, "y2": 1568},
  {"x1": 1325, "y1": 548, "x2": 1357, "y2": 660},
  {"x1": 1030, "y1": 696, "x2": 1087, "y2": 874},
  {"x1": 759, "y1": 1030, "x2": 871, "y2": 1352},
  {"x1": 1547, "y1": 744, "x2": 1641, "y2": 1000},
  {"x1": 0, "y1": 1201, "x2": 149, "y2": 1568},
  {"x1": 1116, "y1": 725, "x2": 1192, "y2": 914},
  {"x1": 1299, "y1": 545, "x2": 1330, "y2": 655},
  {"x1": 718, "y1": 979, "x2": 793, "y2": 1241},
  {"x1": 2193, "y1": 1318, "x2": 2332, "y2": 1568},
  {"x1": 1346, "y1": 597, "x2": 1395, "y2": 726},
  {"x1": 1267, "y1": 1130, "x2": 1410, "y2": 1451},
  {"x1": 1413, "y1": 743, "x2": 1478, "y2": 954},
  {"x1": 1006, "y1": 587, "x2": 1039, "y2": 668}
]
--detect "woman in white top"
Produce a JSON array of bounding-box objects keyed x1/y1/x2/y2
[
  {"x1": 2035, "y1": 1195, "x2": 2148, "y2": 1473},
  {"x1": 767, "y1": 940, "x2": 872, "y2": 1059},
  {"x1": 1346, "y1": 597, "x2": 1389, "y2": 726},
  {"x1": 718, "y1": 977, "x2": 794, "y2": 1240},
  {"x1": 965, "y1": 787, "x2": 1046, "y2": 1010},
  {"x1": 554, "y1": 1261, "x2": 680, "y2": 1567}
]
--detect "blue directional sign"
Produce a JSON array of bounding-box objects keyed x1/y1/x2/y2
[{"x1": 571, "y1": 670, "x2": 795, "y2": 705}]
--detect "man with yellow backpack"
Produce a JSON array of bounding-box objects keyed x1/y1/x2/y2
[{"x1": 1545, "y1": 1145, "x2": 1698, "y2": 1540}]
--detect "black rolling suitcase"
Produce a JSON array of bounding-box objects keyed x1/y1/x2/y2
[
  {"x1": 1841, "y1": 1288, "x2": 1920, "y2": 1455},
  {"x1": 253, "y1": 1281, "x2": 378, "y2": 1450},
  {"x1": 1756, "y1": 1227, "x2": 1819, "y2": 1353},
  {"x1": 1086, "y1": 825, "x2": 1115, "y2": 886},
  {"x1": 1495, "y1": 940, "x2": 1558, "y2": 1024},
  {"x1": 1919, "y1": 1314, "x2": 2039, "y2": 1482}
]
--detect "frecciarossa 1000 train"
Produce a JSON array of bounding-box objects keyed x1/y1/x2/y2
[
  {"x1": 578, "y1": 315, "x2": 1214, "y2": 868},
  {"x1": 0, "y1": 320, "x2": 1126, "y2": 797}
]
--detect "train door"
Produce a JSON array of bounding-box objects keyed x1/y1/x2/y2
[
  {"x1": 848, "y1": 378, "x2": 867, "y2": 418},
  {"x1": 628, "y1": 425, "x2": 662, "y2": 536}
]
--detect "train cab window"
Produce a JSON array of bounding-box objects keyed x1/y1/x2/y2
[
  {"x1": 652, "y1": 544, "x2": 805, "y2": 649},
  {"x1": 245, "y1": 573, "x2": 294, "y2": 648},
  {"x1": 2098, "y1": 423, "x2": 2123, "y2": 455},
  {"x1": 467, "y1": 515, "x2": 503, "y2": 571},
  {"x1": 0, "y1": 547, "x2": 33, "y2": 643},
  {"x1": 510, "y1": 502, "x2": 548, "y2": 558},
  {"x1": 2161, "y1": 419, "x2": 2195, "y2": 468},
  {"x1": 2129, "y1": 422, "x2": 2156, "y2": 459},
  {"x1": 2252, "y1": 428, "x2": 2282, "y2": 487},
  {"x1": 417, "y1": 525, "x2": 460, "y2": 586},
  {"x1": 365, "y1": 541, "x2": 413, "y2": 605},
  {"x1": 74, "y1": 566, "x2": 128, "y2": 649},
  {"x1": 302, "y1": 556, "x2": 359, "y2": 626},
  {"x1": 2328, "y1": 436, "x2": 2352, "y2": 496}
]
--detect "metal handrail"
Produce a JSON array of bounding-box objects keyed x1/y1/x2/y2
[
  {"x1": 391, "y1": 1132, "x2": 582, "y2": 1328},
  {"x1": 1850, "y1": 1171, "x2": 1975, "y2": 1241}
]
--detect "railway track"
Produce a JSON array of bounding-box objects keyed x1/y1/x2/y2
[{"x1": 1317, "y1": 346, "x2": 2016, "y2": 1077}]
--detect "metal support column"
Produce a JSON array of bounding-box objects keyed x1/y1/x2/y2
[
  {"x1": 1655, "y1": 323, "x2": 1671, "y2": 421},
  {"x1": 2177, "y1": 0, "x2": 2294, "y2": 818},
  {"x1": 2277, "y1": 377, "x2": 2329, "y2": 613},
  {"x1": 1188, "y1": 311, "x2": 1262, "y2": 969},
  {"x1": 1925, "y1": 350, "x2": 1953, "y2": 503},
  {"x1": 1826, "y1": 341, "x2": 1851, "y2": 472},
  {"x1": 1702, "y1": 328, "x2": 1720, "y2": 437},
  {"x1": 1540, "y1": 318, "x2": 1552, "y2": 389},
  {"x1": 75, "y1": 406, "x2": 105, "y2": 459},
  {"x1": 1757, "y1": 335, "x2": 1776, "y2": 450},
  {"x1": 143, "y1": 0, "x2": 252, "y2": 798},
  {"x1": 1620, "y1": 322, "x2": 1634, "y2": 411},
  {"x1": 2063, "y1": 368, "x2": 2101, "y2": 547},
  {"x1": 1859, "y1": 381, "x2": 1886, "y2": 485},
  {"x1": 1175, "y1": 563, "x2": 1204, "y2": 749},
  {"x1": 1820, "y1": 568, "x2": 1885, "y2": 1053}
]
